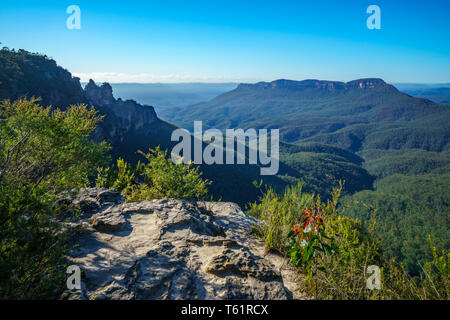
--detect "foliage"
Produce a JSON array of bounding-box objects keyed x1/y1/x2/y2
[
  {"x1": 97, "y1": 147, "x2": 211, "y2": 201},
  {"x1": 0, "y1": 98, "x2": 109, "y2": 299},
  {"x1": 247, "y1": 181, "x2": 341, "y2": 252},
  {"x1": 375, "y1": 239, "x2": 448, "y2": 300},
  {"x1": 0, "y1": 185, "x2": 66, "y2": 299},
  {"x1": 0, "y1": 98, "x2": 110, "y2": 194},
  {"x1": 302, "y1": 214, "x2": 384, "y2": 299},
  {"x1": 279, "y1": 148, "x2": 374, "y2": 196},
  {"x1": 248, "y1": 182, "x2": 449, "y2": 300},
  {"x1": 286, "y1": 205, "x2": 339, "y2": 275},
  {"x1": 342, "y1": 173, "x2": 449, "y2": 276},
  {"x1": 421, "y1": 239, "x2": 449, "y2": 299}
]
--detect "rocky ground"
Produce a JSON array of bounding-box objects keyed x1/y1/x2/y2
[{"x1": 60, "y1": 188, "x2": 306, "y2": 300}]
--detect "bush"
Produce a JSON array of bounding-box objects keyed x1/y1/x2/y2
[
  {"x1": 0, "y1": 98, "x2": 110, "y2": 299},
  {"x1": 0, "y1": 186, "x2": 66, "y2": 299},
  {"x1": 247, "y1": 181, "x2": 449, "y2": 300},
  {"x1": 0, "y1": 98, "x2": 110, "y2": 193},
  {"x1": 247, "y1": 181, "x2": 341, "y2": 252},
  {"x1": 96, "y1": 147, "x2": 211, "y2": 202}
]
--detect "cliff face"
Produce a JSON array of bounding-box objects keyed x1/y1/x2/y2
[
  {"x1": 61, "y1": 188, "x2": 305, "y2": 300},
  {"x1": 0, "y1": 49, "x2": 175, "y2": 160},
  {"x1": 84, "y1": 79, "x2": 158, "y2": 131},
  {"x1": 83, "y1": 79, "x2": 165, "y2": 145},
  {"x1": 237, "y1": 78, "x2": 395, "y2": 92}
]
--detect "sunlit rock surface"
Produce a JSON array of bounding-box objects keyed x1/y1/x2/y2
[{"x1": 61, "y1": 188, "x2": 305, "y2": 300}]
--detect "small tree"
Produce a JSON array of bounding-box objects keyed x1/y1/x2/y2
[
  {"x1": 97, "y1": 147, "x2": 211, "y2": 202},
  {"x1": 0, "y1": 98, "x2": 110, "y2": 193},
  {"x1": 0, "y1": 98, "x2": 110, "y2": 299}
]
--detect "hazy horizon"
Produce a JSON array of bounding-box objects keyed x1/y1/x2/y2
[{"x1": 80, "y1": 80, "x2": 450, "y2": 86}]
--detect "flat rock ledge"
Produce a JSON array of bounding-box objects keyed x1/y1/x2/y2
[{"x1": 61, "y1": 188, "x2": 305, "y2": 300}]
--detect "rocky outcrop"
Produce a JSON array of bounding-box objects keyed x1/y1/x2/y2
[
  {"x1": 84, "y1": 79, "x2": 160, "y2": 135},
  {"x1": 84, "y1": 80, "x2": 115, "y2": 106},
  {"x1": 61, "y1": 188, "x2": 305, "y2": 300},
  {"x1": 80, "y1": 79, "x2": 176, "y2": 156}
]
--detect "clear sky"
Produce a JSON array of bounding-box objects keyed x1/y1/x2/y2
[{"x1": 1, "y1": 0, "x2": 449, "y2": 83}]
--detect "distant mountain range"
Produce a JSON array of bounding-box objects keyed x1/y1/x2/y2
[
  {"x1": 159, "y1": 78, "x2": 449, "y2": 152},
  {"x1": 158, "y1": 77, "x2": 450, "y2": 201},
  {"x1": 400, "y1": 87, "x2": 450, "y2": 105}
]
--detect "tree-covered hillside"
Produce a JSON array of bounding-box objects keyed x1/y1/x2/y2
[
  {"x1": 0, "y1": 48, "x2": 86, "y2": 107},
  {"x1": 342, "y1": 173, "x2": 449, "y2": 276},
  {"x1": 400, "y1": 86, "x2": 450, "y2": 105},
  {"x1": 159, "y1": 79, "x2": 449, "y2": 147}
]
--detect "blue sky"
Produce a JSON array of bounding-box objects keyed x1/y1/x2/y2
[{"x1": 1, "y1": 0, "x2": 449, "y2": 83}]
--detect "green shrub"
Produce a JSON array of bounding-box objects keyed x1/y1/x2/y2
[
  {"x1": 248, "y1": 181, "x2": 449, "y2": 300},
  {"x1": 302, "y1": 214, "x2": 384, "y2": 299},
  {"x1": 0, "y1": 98, "x2": 109, "y2": 299},
  {"x1": 0, "y1": 98, "x2": 110, "y2": 193},
  {"x1": 97, "y1": 147, "x2": 211, "y2": 202},
  {"x1": 0, "y1": 186, "x2": 66, "y2": 299},
  {"x1": 247, "y1": 181, "x2": 340, "y2": 252}
]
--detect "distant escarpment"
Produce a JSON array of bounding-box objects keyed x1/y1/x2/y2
[{"x1": 159, "y1": 78, "x2": 450, "y2": 153}]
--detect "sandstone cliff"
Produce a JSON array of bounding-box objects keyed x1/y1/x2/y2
[{"x1": 61, "y1": 188, "x2": 305, "y2": 300}]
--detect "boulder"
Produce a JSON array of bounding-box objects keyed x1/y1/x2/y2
[{"x1": 62, "y1": 188, "x2": 305, "y2": 300}]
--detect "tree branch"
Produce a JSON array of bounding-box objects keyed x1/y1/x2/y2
[{"x1": 0, "y1": 132, "x2": 30, "y2": 180}]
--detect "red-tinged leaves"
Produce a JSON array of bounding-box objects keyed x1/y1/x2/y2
[{"x1": 286, "y1": 204, "x2": 338, "y2": 272}]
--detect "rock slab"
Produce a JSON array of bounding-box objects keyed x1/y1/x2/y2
[{"x1": 62, "y1": 188, "x2": 304, "y2": 300}]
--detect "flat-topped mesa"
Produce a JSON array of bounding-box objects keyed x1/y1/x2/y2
[
  {"x1": 237, "y1": 79, "x2": 343, "y2": 91},
  {"x1": 236, "y1": 78, "x2": 394, "y2": 92},
  {"x1": 345, "y1": 78, "x2": 391, "y2": 89}
]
